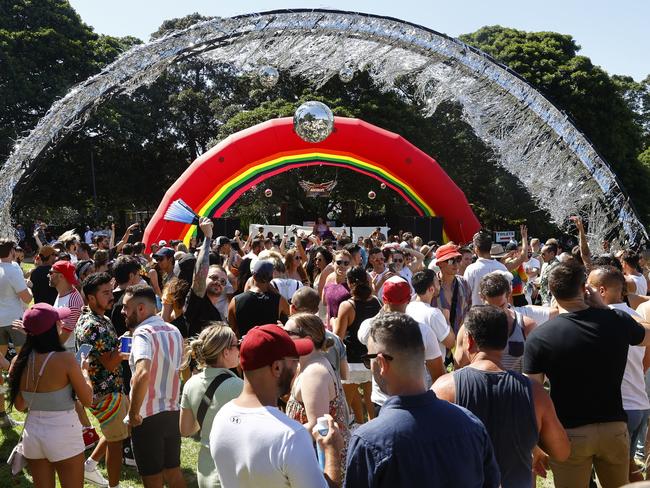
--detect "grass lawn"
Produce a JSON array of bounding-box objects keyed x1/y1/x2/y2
[{"x1": 0, "y1": 409, "x2": 200, "y2": 487}]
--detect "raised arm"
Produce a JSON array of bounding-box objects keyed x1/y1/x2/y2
[
  {"x1": 109, "y1": 223, "x2": 116, "y2": 249},
  {"x1": 505, "y1": 225, "x2": 529, "y2": 271},
  {"x1": 571, "y1": 216, "x2": 592, "y2": 269},
  {"x1": 192, "y1": 217, "x2": 213, "y2": 298},
  {"x1": 115, "y1": 223, "x2": 139, "y2": 253}
]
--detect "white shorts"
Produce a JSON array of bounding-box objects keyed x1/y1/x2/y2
[
  {"x1": 23, "y1": 409, "x2": 84, "y2": 462},
  {"x1": 342, "y1": 363, "x2": 372, "y2": 385}
]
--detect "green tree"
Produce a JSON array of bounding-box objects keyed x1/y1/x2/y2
[
  {"x1": 0, "y1": 0, "x2": 140, "y2": 161},
  {"x1": 461, "y1": 26, "x2": 650, "y2": 222}
]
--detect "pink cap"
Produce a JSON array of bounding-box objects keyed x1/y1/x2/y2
[{"x1": 23, "y1": 303, "x2": 71, "y2": 336}]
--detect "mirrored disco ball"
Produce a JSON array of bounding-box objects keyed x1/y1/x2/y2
[
  {"x1": 293, "y1": 101, "x2": 334, "y2": 143},
  {"x1": 258, "y1": 66, "x2": 279, "y2": 88},
  {"x1": 265, "y1": 188, "x2": 273, "y2": 198},
  {"x1": 338, "y1": 65, "x2": 354, "y2": 83},
  {"x1": 368, "y1": 191, "x2": 376, "y2": 200}
]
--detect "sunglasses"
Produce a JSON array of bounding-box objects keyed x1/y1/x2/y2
[
  {"x1": 294, "y1": 255, "x2": 303, "y2": 261},
  {"x1": 444, "y1": 257, "x2": 461, "y2": 264},
  {"x1": 360, "y1": 352, "x2": 394, "y2": 369},
  {"x1": 335, "y1": 260, "x2": 350, "y2": 266},
  {"x1": 392, "y1": 258, "x2": 403, "y2": 263}
]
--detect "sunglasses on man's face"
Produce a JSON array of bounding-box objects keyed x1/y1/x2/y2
[
  {"x1": 392, "y1": 258, "x2": 404, "y2": 263},
  {"x1": 335, "y1": 260, "x2": 350, "y2": 266},
  {"x1": 360, "y1": 352, "x2": 394, "y2": 369},
  {"x1": 444, "y1": 258, "x2": 461, "y2": 265}
]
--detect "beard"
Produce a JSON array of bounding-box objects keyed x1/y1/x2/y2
[{"x1": 278, "y1": 364, "x2": 296, "y2": 397}]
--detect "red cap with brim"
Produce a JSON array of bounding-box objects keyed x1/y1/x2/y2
[
  {"x1": 52, "y1": 260, "x2": 79, "y2": 286},
  {"x1": 383, "y1": 276, "x2": 411, "y2": 304},
  {"x1": 23, "y1": 303, "x2": 71, "y2": 336},
  {"x1": 435, "y1": 243, "x2": 462, "y2": 263},
  {"x1": 240, "y1": 324, "x2": 314, "y2": 371}
]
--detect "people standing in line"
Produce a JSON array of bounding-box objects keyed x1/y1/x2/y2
[
  {"x1": 334, "y1": 266, "x2": 382, "y2": 423},
  {"x1": 524, "y1": 262, "x2": 650, "y2": 487},
  {"x1": 433, "y1": 305, "x2": 569, "y2": 487},
  {"x1": 123, "y1": 284, "x2": 186, "y2": 488},
  {"x1": 76, "y1": 273, "x2": 130, "y2": 488},
  {"x1": 180, "y1": 323, "x2": 243, "y2": 488},
  {"x1": 0, "y1": 239, "x2": 33, "y2": 427},
  {"x1": 344, "y1": 312, "x2": 501, "y2": 487},
  {"x1": 463, "y1": 232, "x2": 508, "y2": 306},
  {"x1": 210, "y1": 324, "x2": 344, "y2": 488},
  {"x1": 8, "y1": 303, "x2": 94, "y2": 487}
]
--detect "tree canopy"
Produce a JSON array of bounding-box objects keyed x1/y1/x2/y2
[{"x1": 3, "y1": 8, "x2": 648, "y2": 239}]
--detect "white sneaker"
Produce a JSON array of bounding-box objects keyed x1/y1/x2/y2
[{"x1": 84, "y1": 466, "x2": 109, "y2": 487}]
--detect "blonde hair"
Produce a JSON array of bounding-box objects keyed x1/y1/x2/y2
[
  {"x1": 290, "y1": 313, "x2": 334, "y2": 351},
  {"x1": 184, "y1": 322, "x2": 236, "y2": 369}
]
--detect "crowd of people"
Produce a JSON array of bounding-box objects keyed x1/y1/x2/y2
[{"x1": 2, "y1": 215, "x2": 650, "y2": 487}]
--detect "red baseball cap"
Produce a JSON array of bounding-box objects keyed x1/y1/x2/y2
[
  {"x1": 383, "y1": 276, "x2": 411, "y2": 304},
  {"x1": 23, "y1": 303, "x2": 71, "y2": 336},
  {"x1": 52, "y1": 260, "x2": 79, "y2": 286},
  {"x1": 435, "y1": 243, "x2": 462, "y2": 263},
  {"x1": 240, "y1": 324, "x2": 313, "y2": 371}
]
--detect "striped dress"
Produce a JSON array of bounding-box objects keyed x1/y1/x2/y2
[{"x1": 129, "y1": 315, "x2": 184, "y2": 418}]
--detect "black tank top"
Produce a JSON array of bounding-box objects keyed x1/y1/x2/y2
[
  {"x1": 454, "y1": 367, "x2": 538, "y2": 488},
  {"x1": 344, "y1": 297, "x2": 382, "y2": 363},
  {"x1": 234, "y1": 290, "x2": 280, "y2": 337}
]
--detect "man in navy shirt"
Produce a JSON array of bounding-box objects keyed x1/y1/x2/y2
[{"x1": 345, "y1": 312, "x2": 500, "y2": 488}]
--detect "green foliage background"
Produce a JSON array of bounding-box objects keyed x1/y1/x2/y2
[{"x1": 2, "y1": 3, "x2": 649, "y2": 239}]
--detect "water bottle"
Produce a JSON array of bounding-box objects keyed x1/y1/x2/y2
[{"x1": 316, "y1": 416, "x2": 329, "y2": 470}]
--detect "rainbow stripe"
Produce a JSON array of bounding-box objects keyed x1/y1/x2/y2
[
  {"x1": 90, "y1": 392, "x2": 124, "y2": 428},
  {"x1": 182, "y1": 151, "x2": 436, "y2": 243}
]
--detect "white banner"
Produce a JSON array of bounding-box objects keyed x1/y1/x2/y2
[{"x1": 248, "y1": 224, "x2": 389, "y2": 241}]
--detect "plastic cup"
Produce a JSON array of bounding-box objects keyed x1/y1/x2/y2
[{"x1": 120, "y1": 336, "x2": 132, "y2": 353}]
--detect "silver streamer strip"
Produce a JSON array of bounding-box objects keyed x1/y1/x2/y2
[{"x1": 1, "y1": 9, "x2": 646, "y2": 248}]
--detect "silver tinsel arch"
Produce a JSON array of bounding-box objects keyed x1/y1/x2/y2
[{"x1": 2, "y1": 9, "x2": 646, "y2": 247}]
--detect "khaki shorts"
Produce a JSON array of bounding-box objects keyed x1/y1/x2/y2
[
  {"x1": 90, "y1": 392, "x2": 130, "y2": 442},
  {"x1": 0, "y1": 325, "x2": 26, "y2": 347}
]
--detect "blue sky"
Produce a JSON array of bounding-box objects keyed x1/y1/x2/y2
[{"x1": 68, "y1": 0, "x2": 649, "y2": 81}]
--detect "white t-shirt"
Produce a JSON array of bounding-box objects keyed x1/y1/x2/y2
[
  {"x1": 513, "y1": 304, "x2": 552, "y2": 327},
  {"x1": 271, "y1": 278, "x2": 303, "y2": 303},
  {"x1": 463, "y1": 257, "x2": 508, "y2": 305},
  {"x1": 210, "y1": 402, "x2": 328, "y2": 488},
  {"x1": 406, "y1": 301, "x2": 452, "y2": 357},
  {"x1": 0, "y1": 262, "x2": 27, "y2": 326},
  {"x1": 630, "y1": 274, "x2": 648, "y2": 297},
  {"x1": 609, "y1": 303, "x2": 650, "y2": 411},
  {"x1": 358, "y1": 314, "x2": 441, "y2": 405},
  {"x1": 524, "y1": 257, "x2": 541, "y2": 275}
]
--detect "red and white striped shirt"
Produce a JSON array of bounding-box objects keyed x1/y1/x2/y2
[
  {"x1": 129, "y1": 315, "x2": 184, "y2": 419},
  {"x1": 54, "y1": 288, "x2": 84, "y2": 350}
]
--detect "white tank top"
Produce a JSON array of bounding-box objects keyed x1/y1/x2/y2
[{"x1": 630, "y1": 273, "x2": 647, "y2": 296}]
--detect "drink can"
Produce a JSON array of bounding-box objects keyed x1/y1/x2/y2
[{"x1": 120, "y1": 336, "x2": 132, "y2": 353}]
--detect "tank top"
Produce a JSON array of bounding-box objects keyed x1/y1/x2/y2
[
  {"x1": 454, "y1": 367, "x2": 538, "y2": 488},
  {"x1": 21, "y1": 352, "x2": 75, "y2": 411},
  {"x1": 630, "y1": 273, "x2": 648, "y2": 296},
  {"x1": 234, "y1": 290, "x2": 280, "y2": 337},
  {"x1": 324, "y1": 282, "x2": 351, "y2": 326},
  {"x1": 502, "y1": 311, "x2": 525, "y2": 373},
  {"x1": 344, "y1": 297, "x2": 382, "y2": 363}
]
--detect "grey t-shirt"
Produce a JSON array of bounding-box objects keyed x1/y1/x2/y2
[{"x1": 0, "y1": 262, "x2": 27, "y2": 326}]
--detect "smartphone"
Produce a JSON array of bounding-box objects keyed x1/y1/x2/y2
[{"x1": 76, "y1": 343, "x2": 92, "y2": 363}]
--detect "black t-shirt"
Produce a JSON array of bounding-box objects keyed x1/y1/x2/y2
[
  {"x1": 184, "y1": 289, "x2": 222, "y2": 338},
  {"x1": 523, "y1": 307, "x2": 645, "y2": 428},
  {"x1": 31, "y1": 265, "x2": 57, "y2": 305},
  {"x1": 111, "y1": 289, "x2": 128, "y2": 337},
  {"x1": 234, "y1": 290, "x2": 280, "y2": 338}
]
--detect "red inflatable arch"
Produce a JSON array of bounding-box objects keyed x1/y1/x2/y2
[{"x1": 143, "y1": 117, "x2": 480, "y2": 245}]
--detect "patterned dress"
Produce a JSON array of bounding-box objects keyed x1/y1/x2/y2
[{"x1": 285, "y1": 357, "x2": 350, "y2": 468}]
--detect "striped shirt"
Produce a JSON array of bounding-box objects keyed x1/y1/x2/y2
[
  {"x1": 129, "y1": 314, "x2": 184, "y2": 419},
  {"x1": 54, "y1": 288, "x2": 84, "y2": 350}
]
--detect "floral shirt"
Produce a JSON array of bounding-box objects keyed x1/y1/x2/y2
[{"x1": 76, "y1": 306, "x2": 123, "y2": 399}]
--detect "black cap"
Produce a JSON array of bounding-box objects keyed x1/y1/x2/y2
[{"x1": 153, "y1": 247, "x2": 175, "y2": 259}]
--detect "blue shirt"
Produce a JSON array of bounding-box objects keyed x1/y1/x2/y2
[{"x1": 344, "y1": 391, "x2": 500, "y2": 488}]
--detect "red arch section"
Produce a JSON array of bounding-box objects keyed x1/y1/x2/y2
[{"x1": 143, "y1": 117, "x2": 480, "y2": 245}]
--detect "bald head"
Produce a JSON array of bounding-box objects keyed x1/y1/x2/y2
[{"x1": 588, "y1": 266, "x2": 626, "y2": 304}]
